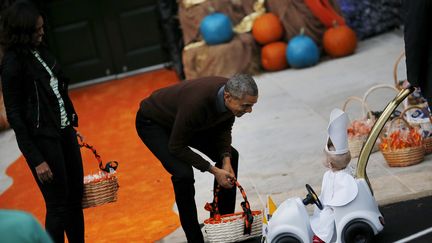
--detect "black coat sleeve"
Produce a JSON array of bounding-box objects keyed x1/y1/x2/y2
[{"x1": 1, "y1": 53, "x2": 45, "y2": 167}]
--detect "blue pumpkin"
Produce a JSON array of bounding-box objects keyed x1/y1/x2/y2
[
  {"x1": 200, "y1": 13, "x2": 233, "y2": 45},
  {"x1": 286, "y1": 35, "x2": 320, "y2": 68}
]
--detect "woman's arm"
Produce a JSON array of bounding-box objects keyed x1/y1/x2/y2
[{"x1": 1, "y1": 53, "x2": 44, "y2": 167}]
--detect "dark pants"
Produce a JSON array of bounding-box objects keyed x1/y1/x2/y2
[
  {"x1": 136, "y1": 111, "x2": 238, "y2": 243},
  {"x1": 403, "y1": 0, "x2": 432, "y2": 108},
  {"x1": 28, "y1": 126, "x2": 84, "y2": 243}
]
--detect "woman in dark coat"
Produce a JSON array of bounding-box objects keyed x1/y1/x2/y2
[{"x1": 1, "y1": 1, "x2": 85, "y2": 242}]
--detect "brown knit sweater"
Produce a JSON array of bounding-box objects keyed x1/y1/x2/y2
[{"x1": 139, "y1": 76, "x2": 235, "y2": 172}]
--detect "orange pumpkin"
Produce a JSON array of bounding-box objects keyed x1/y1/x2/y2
[
  {"x1": 252, "y1": 13, "x2": 283, "y2": 45},
  {"x1": 323, "y1": 25, "x2": 357, "y2": 57},
  {"x1": 261, "y1": 42, "x2": 288, "y2": 71}
]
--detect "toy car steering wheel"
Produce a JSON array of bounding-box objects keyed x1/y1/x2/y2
[{"x1": 303, "y1": 184, "x2": 323, "y2": 210}]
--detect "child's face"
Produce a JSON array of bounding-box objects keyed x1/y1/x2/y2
[
  {"x1": 323, "y1": 152, "x2": 333, "y2": 169},
  {"x1": 323, "y1": 144, "x2": 336, "y2": 170}
]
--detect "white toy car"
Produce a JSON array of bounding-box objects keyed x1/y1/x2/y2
[{"x1": 263, "y1": 88, "x2": 413, "y2": 243}]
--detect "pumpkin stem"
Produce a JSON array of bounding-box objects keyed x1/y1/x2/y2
[
  {"x1": 332, "y1": 20, "x2": 338, "y2": 28},
  {"x1": 207, "y1": 6, "x2": 215, "y2": 13},
  {"x1": 300, "y1": 27, "x2": 305, "y2": 35}
]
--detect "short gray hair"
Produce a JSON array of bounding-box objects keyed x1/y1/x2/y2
[{"x1": 225, "y1": 74, "x2": 258, "y2": 99}]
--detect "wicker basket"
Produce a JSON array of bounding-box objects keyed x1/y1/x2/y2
[
  {"x1": 382, "y1": 146, "x2": 425, "y2": 167},
  {"x1": 423, "y1": 137, "x2": 432, "y2": 154},
  {"x1": 82, "y1": 176, "x2": 119, "y2": 208},
  {"x1": 380, "y1": 117, "x2": 425, "y2": 167},
  {"x1": 347, "y1": 135, "x2": 370, "y2": 158},
  {"x1": 343, "y1": 96, "x2": 378, "y2": 158},
  {"x1": 401, "y1": 105, "x2": 432, "y2": 154},
  {"x1": 203, "y1": 180, "x2": 262, "y2": 243},
  {"x1": 79, "y1": 140, "x2": 119, "y2": 209}
]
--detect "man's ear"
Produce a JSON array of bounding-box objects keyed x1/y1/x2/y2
[{"x1": 224, "y1": 91, "x2": 231, "y2": 100}]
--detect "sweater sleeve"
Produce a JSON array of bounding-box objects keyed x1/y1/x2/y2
[
  {"x1": 1, "y1": 54, "x2": 45, "y2": 167},
  {"x1": 167, "y1": 104, "x2": 212, "y2": 172}
]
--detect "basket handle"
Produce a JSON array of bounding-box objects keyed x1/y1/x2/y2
[
  {"x1": 393, "y1": 51, "x2": 405, "y2": 90},
  {"x1": 77, "y1": 133, "x2": 118, "y2": 173},
  {"x1": 342, "y1": 96, "x2": 373, "y2": 120},
  {"x1": 362, "y1": 84, "x2": 403, "y2": 113},
  {"x1": 204, "y1": 179, "x2": 254, "y2": 235},
  {"x1": 386, "y1": 116, "x2": 413, "y2": 134},
  {"x1": 362, "y1": 84, "x2": 400, "y2": 104}
]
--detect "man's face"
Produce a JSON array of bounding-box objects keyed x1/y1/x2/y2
[
  {"x1": 224, "y1": 92, "x2": 258, "y2": 117},
  {"x1": 32, "y1": 16, "x2": 44, "y2": 46}
]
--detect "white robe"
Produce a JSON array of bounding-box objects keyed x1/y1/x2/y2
[{"x1": 310, "y1": 166, "x2": 358, "y2": 242}]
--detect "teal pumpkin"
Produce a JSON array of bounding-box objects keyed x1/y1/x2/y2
[
  {"x1": 286, "y1": 35, "x2": 320, "y2": 68},
  {"x1": 200, "y1": 13, "x2": 233, "y2": 45}
]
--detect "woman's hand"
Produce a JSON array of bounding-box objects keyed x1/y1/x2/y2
[{"x1": 35, "y1": 161, "x2": 53, "y2": 183}]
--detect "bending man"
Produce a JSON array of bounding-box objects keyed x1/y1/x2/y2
[{"x1": 135, "y1": 74, "x2": 258, "y2": 242}]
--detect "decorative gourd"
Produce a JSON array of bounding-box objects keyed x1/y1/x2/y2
[
  {"x1": 252, "y1": 13, "x2": 283, "y2": 45},
  {"x1": 286, "y1": 30, "x2": 319, "y2": 68},
  {"x1": 261, "y1": 42, "x2": 288, "y2": 71},
  {"x1": 200, "y1": 13, "x2": 233, "y2": 45},
  {"x1": 323, "y1": 24, "x2": 357, "y2": 57}
]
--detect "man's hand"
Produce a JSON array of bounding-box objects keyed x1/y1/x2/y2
[
  {"x1": 222, "y1": 157, "x2": 235, "y2": 177},
  {"x1": 35, "y1": 161, "x2": 53, "y2": 184},
  {"x1": 209, "y1": 166, "x2": 235, "y2": 189}
]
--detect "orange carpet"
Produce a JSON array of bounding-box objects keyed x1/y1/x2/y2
[{"x1": 0, "y1": 69, "x2": 181, "y2": 242}]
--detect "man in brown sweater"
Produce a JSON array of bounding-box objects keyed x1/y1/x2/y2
[{"x1": 136, "y1": 74, "x2": 258, "y2": 242}]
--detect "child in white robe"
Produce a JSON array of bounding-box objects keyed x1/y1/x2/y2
[{"x1": 310, "y1": 108, "x2": 358, "y2": 243}]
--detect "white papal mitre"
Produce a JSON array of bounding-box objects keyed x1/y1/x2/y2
[{"x1": 325, "y1": 108, "x2": 350, "y2": 155}]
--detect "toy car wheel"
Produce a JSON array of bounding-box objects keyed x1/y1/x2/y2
[
  {"x1": 343, "y1": 221, "x2": 374, "y2": 243},
  {"x1": 271, "y1": 233, "x2": 301, "y2": 243}
]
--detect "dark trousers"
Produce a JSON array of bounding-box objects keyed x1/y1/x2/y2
[
  {"x1": 136, "y1": 111, "x2": 238, "y2": 243},
  {"x1": 28, "y1": 126, "x2": 84, "y2": 243},
  {"x1": 403, "y1": 0, "x2": 432, "y2": 108}
]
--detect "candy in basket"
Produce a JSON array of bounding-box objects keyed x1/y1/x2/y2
[
  {"x1": 401, "y1": 105, "x2": 432, "y2": 154},
  {"x1": 343, "y1": 96, "x2": 378, "y2": 158},
  {"x1": 78, "y1": 135, "x2": 119, "y2": 209},
  {"x1": 379, "y1": 117, "x2": 425, "y2": 167},
  {"x1": 203, "y1": 180, "x2": 262, "y2": 243}
]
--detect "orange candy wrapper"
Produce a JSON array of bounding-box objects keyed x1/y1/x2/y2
[
  {"x1": 380, "y1": 128, "x2": 423, "y2": 151},
  {"x1": 347, "y1": 119, "x2": 374, "y2": 138}
]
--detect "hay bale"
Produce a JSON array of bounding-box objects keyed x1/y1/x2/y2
[
  {"x1": 178, "y1": 0, "x2": 256, "y2": 45},
  {"x1": 182, "y1": 33, "x2": 260, "y2": 79}
]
